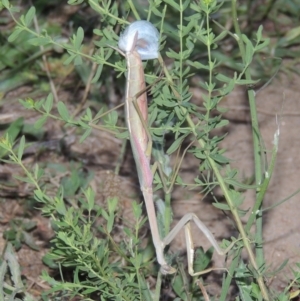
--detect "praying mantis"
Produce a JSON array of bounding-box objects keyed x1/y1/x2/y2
[{"x1": 117, "y1": 20, "x2": 235, "y2": 276}]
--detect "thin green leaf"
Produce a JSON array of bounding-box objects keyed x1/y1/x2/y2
[
  {"x1": 235, "y1": 78, "x2": 260, "y2": 85},
  {"x1": 216, "y1": 73, "x2": 232, "y2": 83},
  {"x1": 166, "y1": 49, "x2": 181, "y2": 59},
  {"x1": 215, "y1": 119, "x2": 229, "y2": 128},
  {"x1": 74, "y1": 55, "x2": 83, "y2": 66},
  {"x1": 85, "y1": 188, "x2": 95, "y2": 212},
  {"x1": 132, "y1": 201, "x2": 142, "y2": 220},
  {"x1": 107, "y1": 197, "x2": 118, "y2": 215},
  {"x1": 34, "y1": 163, "x2": 40, "y2": 180},
  {"x1": 163, "y1": 0, "x2": 180, "y2": 11},
  {"x1": 255, "y1": 38, "x2": 270, "y2": 51},
  {"x1": 2, "y1": 0, "x2": 10, "y2": 8},
  {"x1": 237, "y1": 286, "x2": 252, "y2": 301},
  {"x1": 172, "y1": 272, "x2": 188, "y2": 300},
  {"x1": 267, "y1": 259, "x2": 288, "y2": 277},
  {"x1": 101, "y1": 209, "x2": 109, "y2": 220},
  {"x1": 225, "y1": 179, "x2": 257, "y2": 190},
  {"x1": 29, "y1": 36, "x2": 51, "y2": 46},
  {"x1": 68, "y1": 0, "x2": 85, "y2": 4},
  {"x1": 102, "y1": 27, "x2": 115, "y2": 41},
  {"x1": 75, "y1": 27, "x2": 84, "y2": 50},
  {"x1": 34, "y1": 115, "x2": 47, "y2": 129},
  {"x1": 107, "y1": 110, "x2": 118, "y2": 126},
  {"x1": 44, "y1": 93, "x2": 53, "y2": 113},
  {"x1": 150, "y1": 6, "x2": 163, "y2": 17},
  {"x1": 14, "y1": 175, "x2": 33, "y2": 184},
  {"x1": 210, "y1": 153, "x2": 229, "y2": 164},
  {"x1": 24, "y1": 6, "x2": 36, "y2": 27},
  {"x1": 221, "y1": 79, "x2": 235, "y2": 95},
  {"x1": 106, "y1": 214, "x2": 114, "y2": 234},
  {"x1": 57, "y1": 101, "x2": 70, "y2": 121},
  {"x1": 17, "y1": 136, "x2": 25, "y2": 161},
  {"x1": 64, "y1": 54, "x2": 76, "y2": 65},
  {"x1": 85, "y1": 107, "x2": 92, "y2": 120},
  {"x1": 115, "y1": 130, "x2": 128, "y2": 139},
  {"x1": 237, "y1": 208, "x2": 250, "y2": 217},
  {"x1": 285, "y1": 26, "x2": 300, "y2": 41},
  {"x1": 8, "y1": 28, "x2": 23, "y2": 42},
  {"x1": 194, "y1": 247, "x2": 213, "y2": 272},
  {"x1": 242, "y1": 34, "x2": 254, "y2": 65},
  {"x1": 256, "y1": 25, "x2": 263, "y2": 41},
  {"x1": 213, "y1": 30, "x2": 227, "y2": 43},
  {"x1": 82, "y1": 288, "x2": 98, "y2": 294},
  {"x1": 0, "y1": 118, "x2": 23, "y2": 159},
  {"x1": 55, "y1": 199, "x2": 67, "y2": 215},
  {"x1": 187, "y1": 60, "x2": 210, "y2": 70},
  {"x1": 212, "y1": 202, "x2": 230, "y2": 211},
  {"x1": 93, "y1": 28, "x2": 103, "y2": 36},
  {"x1": 166, "y1": 133, "x2": 188, "y2": 155},
  {"x1": 79, "y1": 128, "x2": 92, "y2": 143},
  {"x1": 91, "y1": 64, "x2": 103, "y2": 83},
  {"x1": 182, "y1": 0, "x2": 190, "y2": 11}
]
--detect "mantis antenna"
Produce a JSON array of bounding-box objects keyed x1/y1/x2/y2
[{"x1": 118, "y1": 20, "x2": 235, "y2": 276}]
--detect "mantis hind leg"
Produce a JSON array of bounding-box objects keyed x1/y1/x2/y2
[{"x1": 162, "y1": 213, "x2": 236, "y2": 276}]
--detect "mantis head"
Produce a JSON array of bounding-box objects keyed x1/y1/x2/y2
[{"x1": 118, "y1": 20, "x2": 160, "y2": 60}]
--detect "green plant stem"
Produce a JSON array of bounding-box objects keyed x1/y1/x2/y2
[
  {"x1": 179, "y1": 0, "x2": 184, "y2": 96},
  {"x1": 31, "y1": 104, "x2": 123, "y2": 135},
  {"x1": 190, "y1": 113, "x2": 269, "y2": 300},
  {"x1": 205, "y1": 9, "x2": 213, "y2": 122},
  {"x1": 127, "y1": 0, "x2": 140, "y2": 20},
  {"x1": 164, "y1": 192, "x2": 172, "y2": 236},
  {"x1": 154, "y1": 272, "x2": 162, "y2": 301},
  {"x1": 88, "y1": 0, "x2": 128, "y2": 25},
  {"x1": 246, "y1": 134, "x2": 278, "y2": 231},
  {"x1": 231, "y1": 0, "x2": 263, "y2": 185},
  {"x1": 114, "y1": 138, "x2": 127, "y2": 175},
  {"x1": 220, "y1": 248, "x2": 241, "y2": 301},
  {"x1": 158, "y1": 43, "x2": 269, "y2": 298},
  {"x1": 231, "y1": 0, "x2": 269, "y2": 299},
  {"x1": 8, "y1": 151, "x2": 40, "y2": 193},
  {"x1": 262, "y1": 187, "x2": 300, "y2": 213}
]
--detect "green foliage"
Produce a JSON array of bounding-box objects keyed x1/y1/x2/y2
[
  {"x1": 39, "y1": 191, "x2": 150, "y2": 301},
  {"x1": 1, "y1": 0, "x2": 299, "y2": 300}
]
